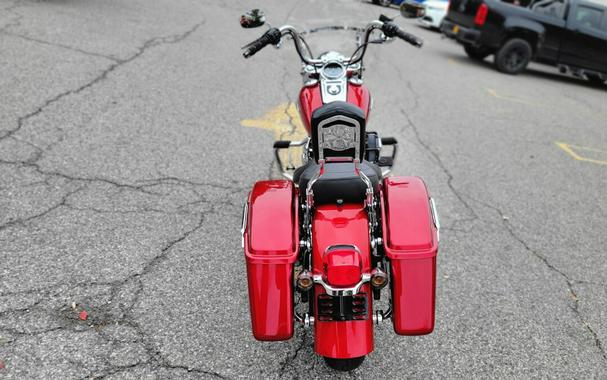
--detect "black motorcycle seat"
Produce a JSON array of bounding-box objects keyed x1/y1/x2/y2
[{"x1": 293, "y1": 161, "x2": 381, "y2": 205}]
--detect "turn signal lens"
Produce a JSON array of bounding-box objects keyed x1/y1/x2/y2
[
  {"x1": 370, "y1": 268, "x2": 388, "y2": 289},
  {"x1": 297, "y1": 271, "x2": 314, "y2": 291}
]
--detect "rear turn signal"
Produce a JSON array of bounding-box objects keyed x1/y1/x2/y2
[
  {"x1": 370, "y1": 268, "x2": 388, "y2": 290},
  {"x1": 297, "y1": 270, "x2": 313, "y2": 291},
  {"x1": 474, "y1": 3, "x2": 489, "y2": 26}
]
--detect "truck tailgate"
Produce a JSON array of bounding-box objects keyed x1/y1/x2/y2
[{"x1": 447, "y1": 0, "x2": 485, "y2": 26}]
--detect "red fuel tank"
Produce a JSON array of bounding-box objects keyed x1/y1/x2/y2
[
  {"x1": 381, "y1": 177, "x2": 439, "y2": 336},
  {"x1": 298, "y1": 83, "x2": 371, "y2": 135}
]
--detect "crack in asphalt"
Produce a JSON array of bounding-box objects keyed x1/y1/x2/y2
[
  {"x1": 0, "y1": 325, "x2": 70, "y2": 344},
  {"x1": 0, "y1": 157, "x2": 249, "y2": 201},
  {"x1": 261, "y1": 48, "x2": 299, "y2": 180},
  {"x1": 0, "y1": 208, "x2": 231, "y2": 378},
  {"x1": 90, "y1": 363, "x2": 229, "y2": 380},
  {"x1": 93, "y1": 211, "x2": 233, "y2": 379},
  {"x1": 399, "y1": 76, "x2": 607, "y2": 363},
  {"x1": 397, "y1": 77, "x2": 478, "y2": 227},
  {"x1": 0, "y1": 185, "x2": 84, "y2": 232},
  {"x1": 0, "y1": 0, "x2": 23, "y2": 33},
  {"x1": 0, "y1": 18, "x2": 206, "y2": 145},
  {"x1": 471, "y1": 198, "x2": 607, "y2": 362},
  {"x1": 1, "y1": 30, "x2": 122, "y2": 62},
  {"x1": 279, "y1": 328, "x2": 308, "y2": 377},
  {"x1": 0, "y1": 19, "x2": 246, "y2": 361},
  {"x1": 0, "y1": 8, "x2": 241, "y2": 378}
]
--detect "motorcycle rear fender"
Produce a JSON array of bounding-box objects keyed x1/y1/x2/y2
[{"x1": 312, "y1": 204, "x2": 374, "y2": 358}]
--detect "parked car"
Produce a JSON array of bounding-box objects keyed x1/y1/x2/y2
[
  {"x1": 419, "y1": 0, "x2": 449, "y2": 29},
  {"x1": 372, "y1": 0, "x2": 423, "y2": 7},
  {"x1": 373, "y1": 0, "x2": 404, "y2": 6},
  {"x1": 441, "y1": 0, "x2": 607, "y2": 84}
]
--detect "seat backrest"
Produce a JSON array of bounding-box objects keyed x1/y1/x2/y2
[{"x1": 310, "y1": 101, "x2": 366, "y2": 163}]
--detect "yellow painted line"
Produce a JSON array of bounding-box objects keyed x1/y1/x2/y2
[
  {"x1": 486, "y1": 88, "x2": 534, "y2": 105},
  {"x1": 241, "y1": 103, "x2": 308, "y2": 169},
  {"x1": 555, "y1": 142, "x2": 607, "y2": 166},
  {"x1": 241, "y1": 102, "x2": 306, "y2": 140}
]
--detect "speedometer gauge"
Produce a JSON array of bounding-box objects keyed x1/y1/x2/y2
[{"x1": 321, "y1": 62, "x2": 345, "y2": 79}]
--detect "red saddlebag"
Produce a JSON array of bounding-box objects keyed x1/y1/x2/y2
[
  {"x1": 244, "y1": 180, "x2": 298, "y2": 341},
  {"x1": 382, "y1": 177, "x2": 438, "y2": 335}
]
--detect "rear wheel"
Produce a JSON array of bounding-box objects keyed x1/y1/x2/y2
[
  {"x1": 464, "y1": 45, "x2": 491, "y2": 61},
  {"x1": 494, "y1": 38, "x2": 532, "y2": 74},
  {"x1": 586, "y1": 73, "x2": 605, "y2": 86},
  {"x1": 323, "y1": 356, "x2": 365, "y2": 371}
]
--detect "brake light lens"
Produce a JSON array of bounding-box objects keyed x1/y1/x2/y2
[
  {"x1": 323, "y1": 246, "x2": 362, "y2": 287},
  {"x1": 474, "y1": 3, "x2": 489, "y2": 26}
]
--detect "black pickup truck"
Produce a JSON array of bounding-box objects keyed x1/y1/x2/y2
[{"x1": 441, "y1": 0, "x2": 607, "y2": 84}]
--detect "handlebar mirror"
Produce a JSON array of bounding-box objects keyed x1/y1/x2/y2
[
  {"x1": 240, "y1": 9, "x2": 266, "y2": 28},
  {"x1": 400, "y1": 1, "x2": 426, "y2": 18}
]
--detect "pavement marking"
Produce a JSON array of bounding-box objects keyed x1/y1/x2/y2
[
  {"x1": 487, "y1": 88, "x2": 537, "y2": 106},
  {"x1": 241, "y1": 103, "x2": 307, "y2": 169},
  {"x1": 555, "y1": 142, "x2": 607, "y2": 166}
]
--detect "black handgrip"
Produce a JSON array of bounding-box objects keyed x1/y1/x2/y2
[
  {"x1": 381, "y1": 137, "x2": 398, "y2": 145},
  {"x1": 395, "y1": 29, "x2": 424, "y2": 48},
  {"x1": 273, "y1": 140, "x2": 291, "y2": 149},
  {"x1": 381, "y1": 22, "x2": 423, "y2": 48},
  {"x1": 379, "y1": 14, "x2": 393, "y2": 23},
  {"x1": 242, "y1": 28, "x2": 282, "y2": 58}
]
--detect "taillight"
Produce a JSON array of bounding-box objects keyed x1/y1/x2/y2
[
  {"x1": 474, "y1": 3, "x2": 489, "y2": 26},
  {"x1": 322, "y1": 245, "x2": 362, "y2": 287}
]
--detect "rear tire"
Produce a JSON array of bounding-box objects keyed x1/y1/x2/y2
[
  {"x1": 494, "y1": 38, "x2": 532, "y2": 74},
  {"x1": 323, "y1": 356, "x2": 365, "y2": 371},
  {"x1": 464, "y1": 45, "x2": 491, "y2": 61},
  {"x1": 586, "y1": 73, "x2": 605, "y2": 86}
]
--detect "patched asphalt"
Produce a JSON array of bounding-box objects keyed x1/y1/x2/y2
[{"x1": 1, "y1": 0, "x2": 606, "y2": 378}]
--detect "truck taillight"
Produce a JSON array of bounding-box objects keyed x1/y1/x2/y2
[{"x1": 474, "y1": 3, "x2": 489, "y2": 26}]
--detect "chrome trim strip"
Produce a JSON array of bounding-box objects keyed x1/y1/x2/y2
[
  {"x1": 430, "y1": 197, "x2": 440, "y2": 243},
  {"x1": 313, "y1": 273, "x2": 371, "y2": 297},
  {"x1": 324, "y1": 244, "x2": 360, "y2": 254},
  {"x1": 240, "y1": 202, "x2": 248, "y2": 249}
]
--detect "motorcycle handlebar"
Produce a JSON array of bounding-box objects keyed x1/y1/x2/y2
[
  {"x1": 242, "y1": 28, "x2": 282, "y2": 58},
  {"x1": 381, "y1": 21, "x2": 423, "y2": 48},
  {"x1": 242, "y1": 19, "x2": 422, "y2": 62}
]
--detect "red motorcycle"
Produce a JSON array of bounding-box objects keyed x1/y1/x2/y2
[{"x1": 240, "y1": 4, "x2": 440, "y2": 371}]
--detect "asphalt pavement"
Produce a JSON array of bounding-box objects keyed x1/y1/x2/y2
[{"x1": 1, "y1": 0, "x2": 606, "y2": 378}]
